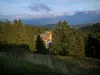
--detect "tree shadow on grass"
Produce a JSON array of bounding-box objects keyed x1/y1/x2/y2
[{"x1": 0, "y1": 41, "x2": 30, "y2": 58}]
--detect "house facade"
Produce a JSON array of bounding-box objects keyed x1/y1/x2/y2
[{"x1": 40, "y1": 31, "x2": 52, "y2": 48}]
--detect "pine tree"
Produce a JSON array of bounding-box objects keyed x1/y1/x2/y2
[
  {"x1": 0, "y1": 24, "x2": 4, "y2": 43},
  {"x1": 51, "y1": 20, "x2": 70, "y2": 55},
  {"x1": 36, "y1": 34, "x2": 47, "y2": 54},
  {"x1": 15, "y1": 19, "x2": 26, "y2": 44},
  {"x1": 51, "y1": 20, "x2": 85, "y2": 56},
  {"x1": 25, "y1": 25, "x2": 36, "y2": 52},
  {"x1": 3, "y1": 20, "x2": 12, "y2": 43},
  {"x1": 13, "y1": 19, "x2": 18, "y2": 26},
  {"x1": 67, "y1": 31, "x2": 85, "y2": 56}
]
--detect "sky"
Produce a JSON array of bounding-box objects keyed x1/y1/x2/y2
[{"x1": 0, "y1": 0, "x2": 100, "y2": 21}]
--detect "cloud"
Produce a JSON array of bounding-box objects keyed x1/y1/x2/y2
[
  {"x1": 29, "y1": 3, "x2": 52, "y2": 12},
  {"x1": 0, "y1": 11, "x2": 67, "y2": 21},
  {"x1": 16, "y1": 12, "x2": 68, "y2": 19},
  {"x1": 0, "y1": 14, "x2": 15, "y2": 21},
  {"x1": 0, "y1": 11, "x2": 77, "y2": 21},
  {"x1": 0, "y1": 0, "x2": 100, "y2": 21}
]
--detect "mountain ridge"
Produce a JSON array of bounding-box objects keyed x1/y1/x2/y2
[{"x1": 0, "y1": 10, "x2": 100, "y2": 25}]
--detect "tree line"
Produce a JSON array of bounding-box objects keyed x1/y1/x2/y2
[
  {"x1": 79, "y1": 23, "x2": 100, "y2": 59},
  {"x1": 0, "y1": 20, "x2": 100, "y2": 59},
  {"x1": 50, "y1": 21, "x2": 85, "y2": 56},
  {"x1": 50, "y1": 21, "x2": 100, "y2": 58},
  {"x1": 0, "y1": 20, "x2": 47, "y2": 52}
]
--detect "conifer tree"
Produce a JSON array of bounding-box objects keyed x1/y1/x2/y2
[
  {"x1": 51, "y1": 20, "x2": 85, "y2": 56},
  {"x1": 4, "y1": 20, "x2": 12, "y2": 43},
  {"x1": 25, "y1": 26, "x2": 36, "y2": 52},
  {"x1": 36, "y1": 34, "x2": 47, "y2": 54},
  {"x1": 51, "y1": 20, "x2": 70, "y2": 55},
  {"x1": 15, "y1": 19, "x2": 26, "y2": 44},
  {"x1": 0, "y1": 24, "x2": 4, "y2": 43}
]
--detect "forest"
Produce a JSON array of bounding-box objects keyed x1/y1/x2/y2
[{"x1": 0, "y1": 20, "x2": 100, "y2": 59}]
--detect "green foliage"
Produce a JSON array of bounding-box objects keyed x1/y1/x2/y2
[
  {"x1": 51, "y1": 21, "x2": 69, "y2": 55},
  {"x1": 80, "y1": 23, "x2": 100, "y2": 58},
  {"x1": 80, "y1": 23, "x2": 100, "y2": 33},
  {"x1": 13, "y1": 19, "x2": 18, "y2": 25},
  {"x1": 85, "y1": 34, "x2": 95, "y2": 57},
  {"x1": 36, "y1": 34, "x2": 48, "y2": 54},
  {"x1": 67, "y1": 31, "x2": 85, "y2": 56},
  {"x1": 0, "y1": 20, "x2": 46, "y2": 52},
  {"x1": 85, "y1": 34, "x2": 100, "y2": 59},
  {"x1": 2, "y1": 19, "x2": 100, "y2": 58},
  {"x1": 79, "y1": 23, "x2": 100, "y2": 40},
  {"x1": 14, "y1": 19, "x2": 26, "y2": 44},
  {"x1": 3, "y1": 20, "x2": 12, "y2": 42},
  {"x1": 51, "y1": 20, "x2": 85, "y2": 56},
  {"x1": 0, "y1": 24, "x2": 4, "y2": 43},
  {"x1": 25, "y1": 26, "x2": 36, "y2": 52}
]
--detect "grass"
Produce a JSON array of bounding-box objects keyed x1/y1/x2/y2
[
  {"x1": 0, "y1": 52, "x2": 100, "y2": 75},
  {"x1": 0, "y1": 56, "x2": 62, "y2": 75}
]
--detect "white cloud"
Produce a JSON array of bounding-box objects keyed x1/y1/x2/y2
[
  {"x1": 14, "y1": 11, "x2": 77, "y2": 20},
  {"x1": 0, "y1": 10, "x2": 78, "y2": 21},
  {"x1": 29, "y1": 3, "x2": 52, "y2": 12},
  {"x1": 0, "y1": 0, "x2": 100, "y2": 21}
]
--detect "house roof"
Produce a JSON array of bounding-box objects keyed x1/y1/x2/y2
[{"x1": 40, "y1": 31, "x2": 52, "y2": 41}]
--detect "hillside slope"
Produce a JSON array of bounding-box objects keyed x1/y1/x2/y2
[{"x1": 0, "y1": 53, "x2": 100, "y2": 75}]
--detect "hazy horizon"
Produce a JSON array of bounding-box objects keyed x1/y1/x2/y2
[{"x1": 0, "y1": 0, "x2": 100, "y2": 25}]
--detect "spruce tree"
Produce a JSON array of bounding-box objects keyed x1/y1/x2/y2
[
  {"x1": 51, "y1": 20, "x2": 85, "y2": 56},
  {"x1": 0, "y1": 24, "x2": 4, "y2": 43},
  {"x1": 25, "y1": 26, "x2": 36, "y2": 52},
  {"x1": 15, "y1": 19, "x2": 26, "y2": 44},
  {"x1": 51, "y1": 20, "x2": 69, "y2": 55},
  {"x1": 4, "y1": 20, "x2": 12, "y2": 43},
  {"x1": 36, "y1": 34, "x2": 47, "y2": 54}
]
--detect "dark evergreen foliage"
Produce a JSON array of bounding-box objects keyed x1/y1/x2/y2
[
  {"x1": 0, "y1": 20, "x2": 46, "y2": 52},
  {"x1": 0, "y1": 19, "x2": 100, "y2": 58},
  {"x1": 51, "y1": 20, "x2": 85, "y2": 56},
  {"x1": 36, "y1": 34, "x2": 48, "y2": 54},
  {"x1": 80, "y1": 23, "x2": 100, "y2": 59}
]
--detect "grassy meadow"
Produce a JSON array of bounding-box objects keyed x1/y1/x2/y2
[{"x1": 0, "y1": 52, "x2": 100, "y2": 75}]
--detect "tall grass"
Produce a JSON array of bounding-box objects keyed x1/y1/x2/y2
[
  {"x1": 0, "y1": 52, "x2": 100, "y2": 75},
  {"x1": 25, "y1": 54, "x2": 100, "y2": 75}
]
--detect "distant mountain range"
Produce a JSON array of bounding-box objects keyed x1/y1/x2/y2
[
  {"x1": 0, "y1": 10, "x2": 100, "y2": 26},
  {"x1": 21, "y1": 10, "x2": 100, "y2": 25},
  {"x1": 43, "y1": 24, "x2": 56, "y2": 29},
  {"x1": 43, "y1": 23, "x2": 92, "y2": 29}
]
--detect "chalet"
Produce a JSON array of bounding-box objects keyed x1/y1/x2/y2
[{"x1": 40, "y1": 31, "x2": 52, "y2": 48}]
